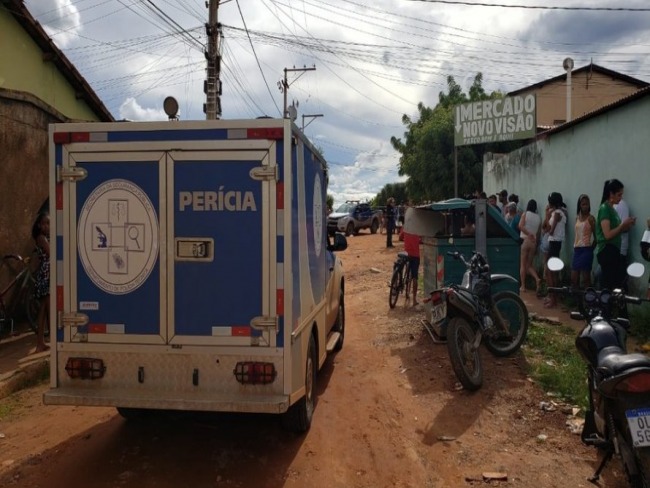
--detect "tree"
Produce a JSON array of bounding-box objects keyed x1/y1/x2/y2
[
  {"x1": 372, "y1": 182, "x2": 408, "y2": 207},
  {"x1": 326, "y1": 194, "x2": 334, "y2": 212},
  {"x1": 390, "y1": 73, "x2": 516, "y2": 202}
]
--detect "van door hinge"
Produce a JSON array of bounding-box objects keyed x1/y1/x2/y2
[
  {"x1": 250, "y1": 315, "x2": 278, "y2": 332},
  {"x1": 60, "y1": 312, "x2": 89, "y2": 328},
  {"x1": 57, "y1": 166, "x2": 88, "y2": 182},
  {"x1": 249, "y1": 166, "x2": 277, "y2": 181}
]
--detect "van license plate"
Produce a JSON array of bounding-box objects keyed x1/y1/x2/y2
[
  {"x1": 430, "y1": 302, "x2": 446, "y2": 324},
  {"x1": 626, "y1": 408, "x2": 650, "y2": 447}
]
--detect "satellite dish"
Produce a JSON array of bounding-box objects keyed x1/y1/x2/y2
[
  {"x1": 562, "y1": 57, "x2": 574, "y2": 72},
  {"x1": 163, "y1": 96, "x2": 179, "y2": 119}
]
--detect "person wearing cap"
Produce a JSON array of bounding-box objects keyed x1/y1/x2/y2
[
  {"x1": 596, "y1": 179, "x2": 636, "y2": 291},
  {"x1": 543, "y1": 192, "x2": 567, "y2": 307}
]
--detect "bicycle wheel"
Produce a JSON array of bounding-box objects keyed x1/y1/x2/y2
[
  {"x1": 404, "y1": 267, "x2": 412, "y2": 304},
  {"x1": 484, "y1": 291, "x2": 529, "y2": 357},
  {"x1": 388, "y1": 265, "x2": 403, "y2": 309}
]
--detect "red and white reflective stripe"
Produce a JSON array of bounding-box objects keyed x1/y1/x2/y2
[
  {"x1": 56, "y1": 181, "x2": 64, "y2": 314},
  {"x1": 226, "y1": 127, "x2": 284, "y2": 140},
  {"x1": 88, "y1": 323, "x2": 125, "y2": 334},
  {"x1": 211, "y1": 326, "x2": 251, "y2": 337},
  {"x1": 437, "y1": 254, "x2": 444, "y2": 287},
  {"x1": 53, "y1": 132, "x2": 108, "y2": 144}
]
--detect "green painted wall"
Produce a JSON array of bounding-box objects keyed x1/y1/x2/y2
[
  {"x1": 483, "y1": 96, "x2": 650, "y2": 290},
  {"x1": 0, "y1": 11, "x2": 101, "y2": 121}
]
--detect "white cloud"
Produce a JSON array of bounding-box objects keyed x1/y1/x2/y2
[
  {"x1": 24, "y1": 0, "x2": 650, "y2": 203},
  {"x1": 32, "y1": 0, "x2": 82, "y2": 48},
  {"x1": 118, "y1": 98, "x2": 168, "y2": 122}
]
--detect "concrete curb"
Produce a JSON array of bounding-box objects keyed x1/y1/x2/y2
[{"x1": 0, "y1": 356, "x2": 49, "y2": 399}]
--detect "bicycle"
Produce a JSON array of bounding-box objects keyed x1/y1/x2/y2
[
  {"x1": 388, "y1": 251, "x2": 413, "y2": 308},
  {"x1": 0, "y1": 254, "x2": 41, "y2": 337}
]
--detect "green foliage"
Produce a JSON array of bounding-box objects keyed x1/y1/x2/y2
[
  {"x1": 630, "y1": 301, "x2": 650, "y2": 344},
  {"x1": 389, "y1": 73, "x2": 525, "y2": 203},
  {"x1": 373, "y1": 182, "x2": 409, "y2": 206},
  {"x1": 326, "y1": 194, "x2": 334, "y2": 211},
  {"x1": 523, "y1": 321, "x2": 589, "y2": 411}
]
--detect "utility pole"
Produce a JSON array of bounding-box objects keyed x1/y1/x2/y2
[
  {"x1": 302, "y1": 114, "x2": 323, "y2": 131},
  {"x1": 204, "y1": 0, "x2": 222, "y2": 119},
  {"x1": 278, "y1": 66, "x2": 315, "y2": 118}
]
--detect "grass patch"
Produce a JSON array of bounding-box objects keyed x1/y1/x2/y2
[
  {"x1": 522, "y1": 320, "x2": 588, "y2": 411},
  {"x1": 630, "y1": 301, "x2": 650, "y2": 344}
]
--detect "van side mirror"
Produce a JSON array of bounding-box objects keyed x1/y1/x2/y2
[{"x1": 328, "y1": 233, "x2": 348, "y2": 252}]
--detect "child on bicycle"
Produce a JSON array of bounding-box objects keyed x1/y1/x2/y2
[
  {"x1": 400, "y1": 227, "x2": 421, "y2": 306},
  {"x1": 32, "y1": 212, "x2": 50, "y2": 353}
]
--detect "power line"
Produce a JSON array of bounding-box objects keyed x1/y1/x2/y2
[{"x1": 405, "y1": 1, "x2": 650, "y2": 11}]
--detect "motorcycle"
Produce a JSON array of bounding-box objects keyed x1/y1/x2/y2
[
  {"x1": 427, "y1": 251, "x2": 529, "y2": 391},
  {"x1": 547, "y1": 257, "x2": 650, "y2": 487}
]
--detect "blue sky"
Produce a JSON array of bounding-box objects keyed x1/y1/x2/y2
[{"x1": 26, "y1": 0, "x2": 650, "y2": 206}]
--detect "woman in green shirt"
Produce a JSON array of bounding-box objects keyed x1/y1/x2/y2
[{"x1": 596, "y1": 179, "x2": 636, "y2": 290}]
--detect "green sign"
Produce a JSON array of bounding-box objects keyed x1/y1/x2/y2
[{"x1": 454, "y1": 94, "x2": 536, "y2": 147}]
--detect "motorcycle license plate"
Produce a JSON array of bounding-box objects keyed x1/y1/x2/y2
[
  {"x1": 625, "y1": 408, "x2": 650, "y2": 447},
  {"x1": 430, "y1": 302, "x2": 447, "y2": 324}
]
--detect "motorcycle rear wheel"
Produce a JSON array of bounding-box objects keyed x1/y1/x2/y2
[
  {"x1": 446, "y1": 317, "x2": 482, "y2": 391},
  {"x1": 484, "y1": 291, "x2": 529, "y2": 357},
  {"x1": 631, "y1": 448, "x2": 650, "y2": 488}
]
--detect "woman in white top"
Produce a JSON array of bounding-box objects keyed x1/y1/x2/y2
[
  {"x1": 543, "y1": 192, "x2": 567, "y2": 307},
  {"x1": 518, "y1": 199, "x2": 542, "y2": 293}
]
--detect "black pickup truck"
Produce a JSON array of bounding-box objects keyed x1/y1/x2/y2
[{"x1": 327, "y1": 201, "x2": 382, "y2": 236}]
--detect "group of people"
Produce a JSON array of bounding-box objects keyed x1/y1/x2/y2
[{"x1": 510, "y1": 180, "x2": 641, "y2": 308}]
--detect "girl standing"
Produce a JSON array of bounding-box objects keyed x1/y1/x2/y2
[
  {"x1": 518, "y1": 199, "x2": 542, "y2": 293},
  {"x1": 543, "y1": 192, "x2": 567, "y2": 308},
  {"x1": 32, "y1": 212, "x2": 50, "y2": 353},
  {"x1": 596, "y1": 179, "x2": 635, "y2": 290},
  {"x1": 571, "y1": 194, "x2": 596, "y2": 288}
]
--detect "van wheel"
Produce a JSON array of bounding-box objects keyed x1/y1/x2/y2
[
  {"x1": 345, "y1": 222, "x2": 354, "y2": 236},
  {"x1": 117, "y1": 407, "x2": 148, "y2": 421},
  {"x1": 370, "y1": 219, "x2": 379, "y2": 234},
  {"x1": 333, "y1": 292, "x2": 345, "y2": 351},
  {"x1": 282, "y1": 334, "x2": 317, "y2": 433}
]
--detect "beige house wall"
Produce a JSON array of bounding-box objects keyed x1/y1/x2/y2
[
  {"x1": 0, "y1": 11, "x2": 100, "y2": 122},
  {"x1": 518, "y1": 70, "x2": 642, "y2": 127}
]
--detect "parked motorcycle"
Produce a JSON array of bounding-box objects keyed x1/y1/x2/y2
[
  {"x1": 547, "y1": 257, "x2": 650, "y2": 487},
  {"x1": 427, "y1": 251, "x2": 529, "y2": 391}
]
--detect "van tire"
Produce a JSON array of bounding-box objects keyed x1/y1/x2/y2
[
  {"x1": 117, "y1": 407, "x2": 148, "y2": 421},
  {"x1": 370, "y1": 219, "x2": 379, "y2": 234},
  {"x1": 282, "y1": 334, "x2": 317, "y2": 433},
  {"x1": 333, "y1": 292, "x2": 345, "y2": 351}
]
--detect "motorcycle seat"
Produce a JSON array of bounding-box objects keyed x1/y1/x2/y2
[{"x1": 597, "y1": 347, "x2": 650, "y2": 377}]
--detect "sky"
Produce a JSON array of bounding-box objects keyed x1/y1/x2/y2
[{"x1": 25, "y1": 0, "x2": 650, "y2": 207}]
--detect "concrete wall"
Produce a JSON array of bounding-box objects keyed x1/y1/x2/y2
[
  {"x1": 0, "y1": 10, "x2": 99, "y2": 122},
  {"x1": 483, "y1": 94, "x2": 650, "y2": 290},
  {"x1": 0, "y1": 91, "x2": 64, "y2": 257}
]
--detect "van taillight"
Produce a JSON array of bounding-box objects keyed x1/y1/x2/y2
[
  {"x1": 233, "y1": 362, "x2": 276, "y2": 385},
  {"x1": 615, "y1": 371, "x2": 650, "y2": 393},
  {"x1": 65, "y1": 358, "x2": 106, "y2": 379}
]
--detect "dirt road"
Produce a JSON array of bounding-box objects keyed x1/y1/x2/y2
[{"x1": 0, "y1": 232, "x2": 630, "y2": 487}]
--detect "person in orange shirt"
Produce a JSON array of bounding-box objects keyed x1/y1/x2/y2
[{"x1": 401, "y1": 229, "x2": 421, "y2": 306}]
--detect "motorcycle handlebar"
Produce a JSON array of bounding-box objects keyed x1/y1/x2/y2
[
  {"x1": 547, "y1": 286, "x2": 643, "y2": 305},
  {"x1": 446, "y1": 251, "x2": 489, "y2": 273}
]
